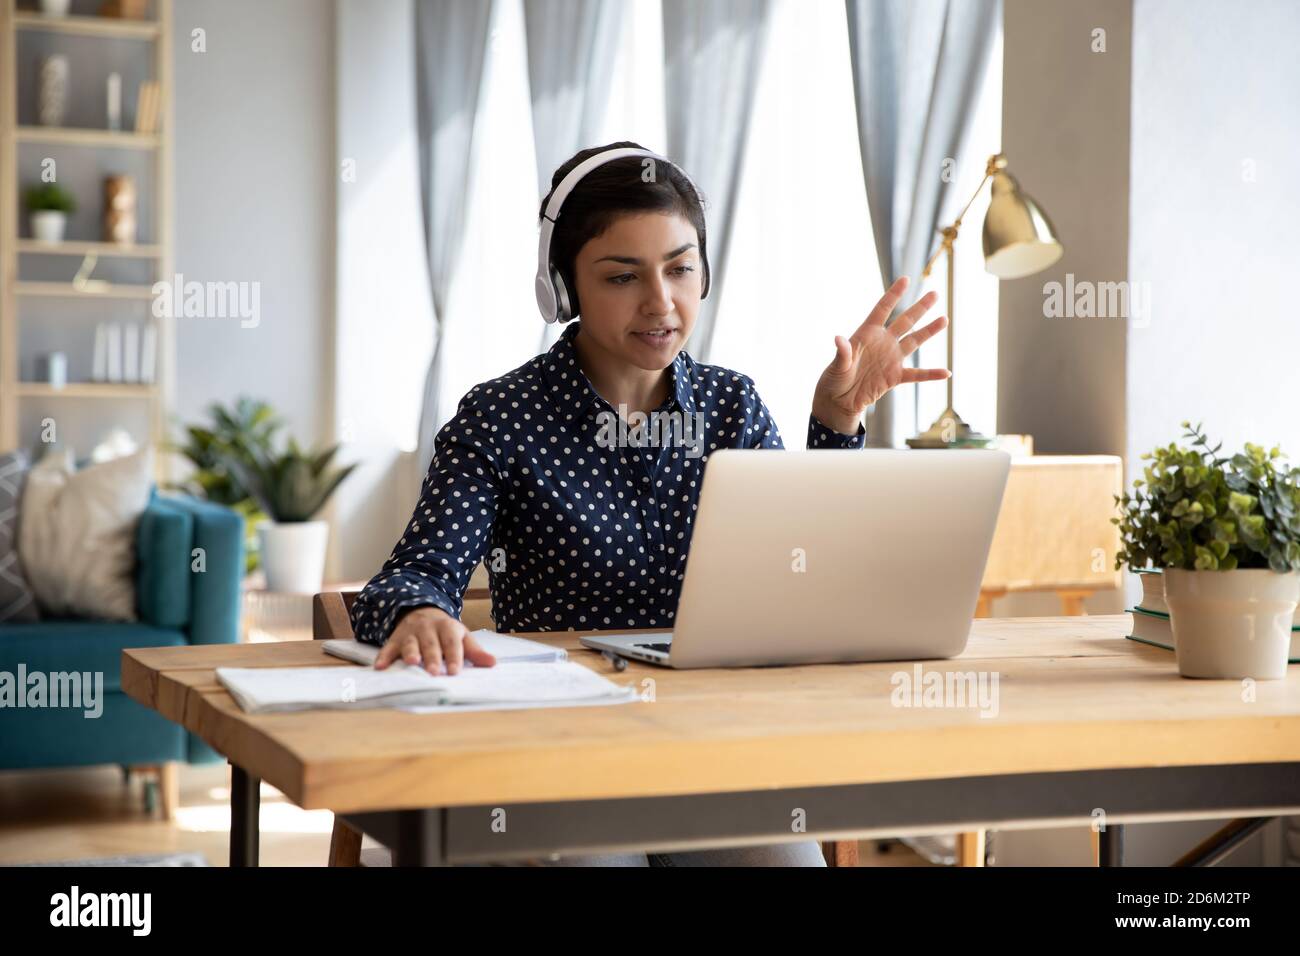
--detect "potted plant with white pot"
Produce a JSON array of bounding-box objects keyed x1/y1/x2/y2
[
  {"x1": 1115, "y1": 422, "x2": 1300, "y2": 679},
  {"x1": 25, "y1": 183, "x2": 76, "y2": 243},
  {"x1": 224, "y1": 436, "x2": 357, "y2": 593}
]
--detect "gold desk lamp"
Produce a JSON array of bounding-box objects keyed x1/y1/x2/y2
[{"x1": 906, "y1": 154, "x2": 1063, "y2": 449}]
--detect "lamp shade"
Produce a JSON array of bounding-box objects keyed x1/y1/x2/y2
[{"x1": 982, "y1": 170, "x2": 1063, "y2": 279}]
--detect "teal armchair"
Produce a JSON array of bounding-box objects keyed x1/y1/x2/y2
[{"x1": 0, "y1": 488, "x2": 245, "y2": 811}]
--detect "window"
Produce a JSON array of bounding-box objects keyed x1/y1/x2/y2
[
  {"x1": 438, "y1": 0, "x2": 543, "y2": 428},
  {"x1": 442, "y1": 0, "x2": 668, "y2": 424},
  {"x1": 436, "y1": 0, "x2": 1003, "y2": 446},
  {"x1": 709, "y1": 0, "x2": 880, "y2": 440}
]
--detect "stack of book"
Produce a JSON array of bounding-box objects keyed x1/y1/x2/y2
[
  {"x1": 91, "y1": 321, "x2": 157, "y2": 383},
  {"x1": 134, "y1": 81, "x2": 160, "y2": 134},
  {"x1": 1127, "y1": 568, "x2": 1300, "y2": 662}
]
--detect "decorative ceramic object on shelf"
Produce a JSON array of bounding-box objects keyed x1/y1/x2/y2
[
  {"x1": 104, "y1": 175, "x2": 137, "y2": 244},
  {"x1": 37, "y1": 54, "x2": 69, "y2": 127},
  {"x1": 40, "y1": 0, "x2": 72, "y2": 17},
  {"x1": 36, "y1": 352, "x2": 68, "y2": 389},
  {"x1": 106, "y1": 73, "x2": 122, "y2": 131}
]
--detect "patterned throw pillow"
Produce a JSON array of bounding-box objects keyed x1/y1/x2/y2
[
  {"x1": 18, "y1": 447, "x2": 154, "y2": 622},
  {"x1": 0, "y1": 450, "x2": 40, "y2": 622}
]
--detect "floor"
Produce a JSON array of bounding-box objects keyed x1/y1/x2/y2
[
  {"x1": 0, "y1": 763, "x2": 337, "y2": 866},
  {"x1": 0, "y1": 763, "x2": 935, "y2": 866}
]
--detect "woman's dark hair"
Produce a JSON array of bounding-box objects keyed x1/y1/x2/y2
[{"x1": 538, "y1": 140, "x2": 708, "y2": 319}]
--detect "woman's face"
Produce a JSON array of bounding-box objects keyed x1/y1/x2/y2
[{"x1": 570, "y1": 211, "x2": 702, "y2": 372}]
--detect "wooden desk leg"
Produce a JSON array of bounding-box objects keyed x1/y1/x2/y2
[
  {"x1": 1057, "y1": 588, "x2": 1094, "y2": 616},
  {"x1": 975, "y1": 588, "x2": 1005, "y2": 619},
  {"x1": 229, "y1": 762, "x2": 260, "y2": 867},
  {"x1": 329, "y1": 817, "x2": 364, "y2": 867},
  {"x1": 956, "y1": 829, "x2": 986, "y2": 867},
  {"x1": 962, "y1": 594, "x2": 1002, "y2": 864},
  {"x1": 821, "y1": 840, "x2": 859, "y2": 867},
  {"x1": 159, "y1": 762, "x2": 179, "y2": 823}
]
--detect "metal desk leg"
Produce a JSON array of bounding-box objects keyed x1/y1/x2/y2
[
  {"x1": 229, "y1": 762, "x2": 260, "y2": 867},
  {"x1": 1174, "y1": 817, "x2": 1274, "y2": 867},
  {"x1": 1099, "y1": 823, "x2": 1125, "y2": 867},
  {"x1": 392, "y1": 809, "x2": 445, "y2": 867}
]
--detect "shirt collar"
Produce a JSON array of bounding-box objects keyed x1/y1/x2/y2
[{"x1": 540, "y1": 320, "x2": 698, "y2": 421}]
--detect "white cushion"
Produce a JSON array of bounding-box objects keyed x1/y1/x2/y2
[{"x1": 18, "y1": 447, "x2": 154, "y2": 621}]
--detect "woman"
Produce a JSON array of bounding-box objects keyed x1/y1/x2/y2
[{"x1": 350, "y1": 141, "x2": 949, "y2": 866}]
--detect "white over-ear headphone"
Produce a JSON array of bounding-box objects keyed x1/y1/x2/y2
[{"x1": 535, "y1": 146, "x2": 711, "y2": 325}]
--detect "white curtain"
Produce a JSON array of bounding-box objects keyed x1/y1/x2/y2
[
  {"x1": 662, "y1": 0, "x2": 774, "y2": 364},
  {"x1": 845, "y1": 0, "x2": 999, "y2": 446},
  {"x1": 413, "y1": 0, "x2": 496, "y2": 474},
  {"x1": 523, "y1": 0, "x2": 628, "y2": 355}
]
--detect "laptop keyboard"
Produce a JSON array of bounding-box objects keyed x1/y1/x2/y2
[{"x1": 634, "y1": 642, "x2": 673, "y2": 654}]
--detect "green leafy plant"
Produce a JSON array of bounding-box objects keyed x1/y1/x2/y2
[
  {"x1": 223, "y1": 437, "x2": 358, "y2": 524},
  {"x1": 25, "y1": 183, "x2": 77, "y2": 214},
  {"x1": 166, "y1": 397, "x2": 283, "y2": 574},
  {"x1": 1114, "y1": 422, "x2": 1300, "y2": 573}
]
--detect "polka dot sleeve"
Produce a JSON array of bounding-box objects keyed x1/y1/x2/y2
[
  {"x1": 349, "y1": 389, "x2": 503, "y2": 646},
  {"x1": 807, "y1": 412, "x2": 867, "y2": 449}
]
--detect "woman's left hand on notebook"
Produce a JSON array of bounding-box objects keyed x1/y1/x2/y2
[{"x1": 811, "y1": 275, "x2": 950, "y2": 435}]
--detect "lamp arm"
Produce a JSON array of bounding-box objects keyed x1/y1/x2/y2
[{"x1": 920, "y1": 153, "x2": 1004, "y2": 278}]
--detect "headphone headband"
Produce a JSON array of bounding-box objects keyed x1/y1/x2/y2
[{"x1": 535, "y1": 147, "x2": 710, "y2": 325}]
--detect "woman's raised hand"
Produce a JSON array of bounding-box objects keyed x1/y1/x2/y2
[{"x1": 811, "y1": 276, "x2": 950, "y2": 435}]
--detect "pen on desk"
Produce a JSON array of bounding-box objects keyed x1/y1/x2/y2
[{"x1": 600, "y1": 650, "x2": 628, "y2": 672}]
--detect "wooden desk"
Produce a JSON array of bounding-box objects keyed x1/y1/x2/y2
[{"x1": 121, "y1": 615, "x2": 1300, "y2": 866}]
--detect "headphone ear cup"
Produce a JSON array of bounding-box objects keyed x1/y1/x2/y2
[{"x1": 553, "y1": 268, "x2": 575, "y2": 322}]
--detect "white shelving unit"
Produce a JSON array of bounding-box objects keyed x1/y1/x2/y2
[{"x1": 0, "y1": 0, "x2": 173, "y2": 479}]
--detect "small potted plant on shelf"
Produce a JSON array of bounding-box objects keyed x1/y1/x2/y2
[
  {"x1": 25, "y1": 183, "x2": 76, "y2": 243},
  {"x1": 221, "y1": 434, "x2": 358, "y2": 594},
  {"x1": 1114, "y1": 422, "x2": 1300, "y2": 679}
]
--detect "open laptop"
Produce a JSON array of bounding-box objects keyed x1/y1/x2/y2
[{"x1": 580, "y1": 448, "x2": 1010, "y2": 668}]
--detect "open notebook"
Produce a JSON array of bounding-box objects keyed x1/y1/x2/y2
[{"x1": 216, "y1": 631, "x2": 636, "y2": 714}]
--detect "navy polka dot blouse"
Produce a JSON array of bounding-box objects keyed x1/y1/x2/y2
[{"x1": 350, "y1": 320, "x2": 866, "y2": 644}]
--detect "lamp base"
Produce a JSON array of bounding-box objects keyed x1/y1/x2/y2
[{"x1": 906, "y1": 407, "x2": 994, "y2": 449}]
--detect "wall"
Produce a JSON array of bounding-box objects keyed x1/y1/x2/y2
[
  {"x1": 1128, "y1": 0, "x2": 1300, "y2": 489},
  {"x1": 995, "y1": 0, "x2": 1130, "y2": 619},
  {"x1": 998, "y1": 0, "x2": 1129, "y2": 460},
  {"x1": 171, "y1": 0, "x2": 335, "y2": 450}
]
